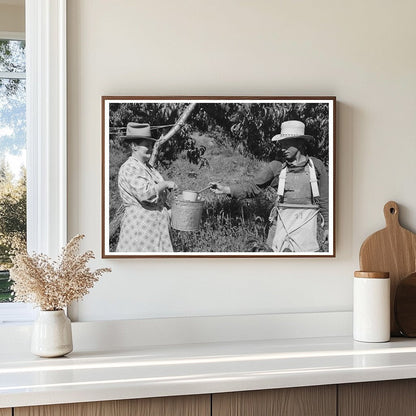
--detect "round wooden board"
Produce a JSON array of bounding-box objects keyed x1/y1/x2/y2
[
  {"x1": 360, "y1": 201, "x2": 416, "y2": 335},
  {"x1": 395, "y1": 272, "x2": 416, "y2": 337}
]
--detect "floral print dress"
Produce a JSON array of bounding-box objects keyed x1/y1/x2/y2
[{"x1": 116, "y1": 156, "x2": 173, "y2": 253}]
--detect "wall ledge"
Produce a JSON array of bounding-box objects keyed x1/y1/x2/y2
[{"x1": 0, "y1": 311, "x2": 352, "y2": 353}]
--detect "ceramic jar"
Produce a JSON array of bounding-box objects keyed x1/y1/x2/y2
[
  {"x1": 31, "y1": 310, "x2": 73, "y2": 357},
  {"x1": 353, "y1": 271, "x2": 390, "y2": 343}
]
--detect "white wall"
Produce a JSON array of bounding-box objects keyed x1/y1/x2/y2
[{"x1": 67, "y1": 0, "x2": 416, "y2": 322}]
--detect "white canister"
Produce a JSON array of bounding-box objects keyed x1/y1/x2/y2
[{"x1": 353, "y1": 271, "x2": 390, "y2": 342}]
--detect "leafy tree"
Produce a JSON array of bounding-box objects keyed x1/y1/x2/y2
[
  {"x1": 0, "y1": 39, "x2": 27, "y2": 301},
  {"x1": 0, "y1": 39, "x2": 25, "y2": 72},
  {"x1": 0, "y1": 39, "x2": 26, "y2": 156},
  {"x1": 109, "y1": 102, "x2": 194, "y2": 167},
  {"x1": 109, "y1": 102, "x2": 330, "y2": 171},
  {"x1": 0, "y1": 161, "x2": 26, "y2": 269},
  {"x1": 189, "y1": 102, "x2": 330, "y2": 165}
]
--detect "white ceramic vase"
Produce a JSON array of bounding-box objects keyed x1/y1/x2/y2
[{"x1": 31, "y1": 310, "x2": 73, "y2": 357}]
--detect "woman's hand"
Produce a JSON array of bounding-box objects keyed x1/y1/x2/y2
[
  {"x1": 157, "y1": 181, "x2": 177, "y2": 193},
  {"x1": 164, "y1": 181, "x2": 177, "y2": 191},
  {"x1": 209, "y1": 182, "x2": 231, "y2": 195}
]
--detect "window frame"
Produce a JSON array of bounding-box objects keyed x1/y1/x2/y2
[
  {"x1": 0, "y1": 0, "x2": 67, "y2": 323},
  {"x1": 26, "y1": 0, "x2": 67, "y2": 257}
]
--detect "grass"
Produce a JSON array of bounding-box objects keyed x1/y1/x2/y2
[
  {"x1": 161, "y1": 140, "x2": 276, "y2": 252},
  {"x1": 170, "y1": 196, "x2": 272, "y2": 252}
]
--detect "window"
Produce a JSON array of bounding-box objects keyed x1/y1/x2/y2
[
  {"x1": 0, "y1": 32, "x2": 33, "y2": 322},
  {"x1": 0, "y1": 0, "x2": 67, "y2": 323},
  {"x1": 0, "y1": 34, "x2": 27, "y2": 314}
]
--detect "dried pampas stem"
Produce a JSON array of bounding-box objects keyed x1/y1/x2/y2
[{"x1": 10, "y1": 234, "x2": 111, "y2": 311}]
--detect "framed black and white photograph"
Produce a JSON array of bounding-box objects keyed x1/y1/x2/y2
[{"x1": 102, "y1": 96, "x2": 335, "y2": 258}]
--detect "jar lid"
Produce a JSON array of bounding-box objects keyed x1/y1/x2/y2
[{"x1": 354, "y1": 271, "x2": 389, "y2": 279}]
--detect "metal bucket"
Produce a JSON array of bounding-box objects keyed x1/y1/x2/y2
[{"x1": 171, "y1": 197, "x2": 204, "y2": 231}]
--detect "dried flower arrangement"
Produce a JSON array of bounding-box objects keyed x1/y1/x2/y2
[{"x1": 10, "y1": 234, "x2": 111, "y2": 311}]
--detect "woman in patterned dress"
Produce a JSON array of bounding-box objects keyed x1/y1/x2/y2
[{"x1": 116, "y1": 123, "x2": 177, "y2": 253}]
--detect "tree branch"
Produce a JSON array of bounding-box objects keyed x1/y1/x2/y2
[{"x1": 149, "y1": 103, "x2": 197, "y2": 166}]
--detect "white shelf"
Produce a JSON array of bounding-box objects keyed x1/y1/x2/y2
[{"x1": 2, "y1": 335, "x2": 416, "y2": 408}]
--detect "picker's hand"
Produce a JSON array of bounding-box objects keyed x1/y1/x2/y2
[
  {"x1": 158, "y1": 181, "x2": 177, "y2": 193},
  {"x1": 209, "y1": 182, "x2": 231, "y2": 195},
  {"x1": 166, "y1": 181, "x2": 178, "y2": 191}
]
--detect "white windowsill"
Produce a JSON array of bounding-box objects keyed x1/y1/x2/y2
[{"x1": 0, "y1": 303, "x2": 36, "y2": 324}]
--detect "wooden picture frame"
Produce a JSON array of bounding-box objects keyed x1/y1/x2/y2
[{"x1": 102, "y1": 96, "x2": 336, "y2": 258}]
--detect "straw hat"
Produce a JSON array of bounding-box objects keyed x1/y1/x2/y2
[
  {"x1": 121, "y1": 123, "x2": 157, "y2": 141},
  {"x1": 271, "y1": 120, "x2": 314, "y2": 143}
]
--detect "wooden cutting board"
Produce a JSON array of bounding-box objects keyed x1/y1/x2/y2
[
  {"x1": 359, "y1": 201, "x2": 416, "y2": 336},
  {"x1": 395, "y1": 272, "x2": 416, "y2": 337}
]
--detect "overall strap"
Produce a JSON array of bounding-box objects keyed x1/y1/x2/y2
[
  {"x1": 308, "y1": 158, "x2": 320, "y2": 198},
  {"x1": 277, "y1": 166, "x2": 287, "y2": 201}
]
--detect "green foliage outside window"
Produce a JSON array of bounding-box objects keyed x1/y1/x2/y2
[{"x1": 0, "y1": 38, "x2": 26, "y2": 302}]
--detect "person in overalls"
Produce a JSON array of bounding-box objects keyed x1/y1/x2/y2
[{"x1": 211, "y1": 120, "x2": 328, "y2": 252}]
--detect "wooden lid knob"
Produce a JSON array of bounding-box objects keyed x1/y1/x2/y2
[{"x1": 354, "y1": 271, "x2": 390, "y2": 279}]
